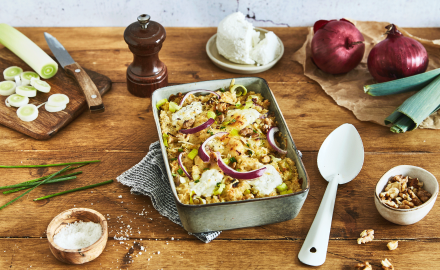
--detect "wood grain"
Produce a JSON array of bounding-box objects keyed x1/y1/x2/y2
[
  {"x1": 0, "y1": 48, "x2": 111, "y2": 139},
  {"x1": 0, "y1": 27, "x2": 440, "y2": 269}
]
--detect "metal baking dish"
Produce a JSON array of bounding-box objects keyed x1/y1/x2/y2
[{"x1": 152, "y1": 77, "x2": 309, "y2": 233}]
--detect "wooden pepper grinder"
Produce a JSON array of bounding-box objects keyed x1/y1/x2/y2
[{"x1": 124, "y1": 14, "x2": 168, "y2": 97}]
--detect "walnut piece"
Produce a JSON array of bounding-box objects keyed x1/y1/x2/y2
[
  {"x1": 381, "y1": 258, "x2": 394, "y2": 270},
  {"x1": 215, "y1": 102, "x2": 227, "y2": 113},
  {"x1": 387, "y1": 240, "x2": 398, "y2": 250},
  {"x1": 261, "y1": 155, "x2": 271, "y2": 164},
  {"x1": 357, "y1": 229, "x2": 374, "y2": 244},
  {"x1": 182, "y1": 119, "x2": 195, "y2": 129},
  {"x1": 217, "y1": 114, "x2": 225, "y2": 124},
  {"x1": 355, "y1": 261, "x2": 372, "y2": 270},
  {"x1": 239, "y1": 128, "x2": 254, "y2": 137}
]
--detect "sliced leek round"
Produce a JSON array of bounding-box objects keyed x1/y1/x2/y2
[
  {"x1": 0, "y1": 81, "x2": 16, "y2": 96},
  {"x1": 17, "y1": 104, "x2": 39, "y2": 122},
  {"x1": 45, "y1": 103, "x2": 66, "y2": 112},
  {"x1": 30, "y1": 78, "x2": 51, "y2": 93},
  {"x1": 16, "y1": 85, "x2": 37, "y2": 97},
  {"x1": 21, "y1": 71, "x2": 39, "y2": 86},
  {"x1": 6, "y1": 94, "x2": 29, "y2": 108},
  {"x1": 3, "y1": 66, "x2": 23, "y2": 81},
  {"x1": 47, "y1": 94, "x2": 69, "y2": 106}
]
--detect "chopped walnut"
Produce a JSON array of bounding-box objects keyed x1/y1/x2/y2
[
  {"x1": 381, "y1": 258, "x2": 394, "y2": 270},
  {"x1": 217, "y1": 114, "x2": 225, "y2": 124},
  {"x1": 261, "y1": 124, "x2": 270, "y2": 134},
  {"x1": 261, "y1": 155, "x2": 271, "y2": 164},
  {"x1": 239, "y1": 128, "x2": 254, "y2": 137},
  {"x1": 387, "y1": 241, "x2": 398, "y2": 251},
  {"x1": 215, "y1": 102, "x2": 228, "y2": 113},
  {"x1": 182, "y1": 119, "x2": 195, "y2": 129},
  {"x1": 230, "y1": 162, "x2": 237, "y2": 169},
  {"x1": 357, "y1": 229, "x2": 374, "y2": 244},
  {"x1": 380, "y1": 175, "x2": 431, "y2": 209},
  {"x1": 355, "y1": 262, "x2": 372, "y2": 270}
]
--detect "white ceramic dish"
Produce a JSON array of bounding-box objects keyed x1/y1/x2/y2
[
  {"x1": 374, "y1": 165, "x2": 439, "y2": 225},
  {"x1": 206, "y1": 28, "x2": 284, "y2": 74}
]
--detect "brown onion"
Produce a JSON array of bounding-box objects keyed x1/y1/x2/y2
[
  {"x1": 311, "y1": 19, "x2": 365, "y2": 74},
  {"x1": 367, "y1": 24, "x2": 428, "y2": 83}
]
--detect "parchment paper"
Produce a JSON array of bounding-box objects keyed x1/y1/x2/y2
[{"x1": 292, "y1": 20, "x2": 440, "y2": 129}]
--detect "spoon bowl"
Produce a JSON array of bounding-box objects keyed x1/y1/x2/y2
[{"x1": 298, "y1": 124, "x2": 364, "y2": 266}]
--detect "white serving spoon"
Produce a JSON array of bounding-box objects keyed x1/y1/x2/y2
[{"x1": 298, "y1": 123, "x2": 364, "y2": 266}]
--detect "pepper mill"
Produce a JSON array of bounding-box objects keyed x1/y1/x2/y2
[{"x1": 124, "y1": 14, "x2": 168, "y2": 97}]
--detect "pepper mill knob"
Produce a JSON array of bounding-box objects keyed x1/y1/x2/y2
[
  {"x1": 124, "y1": 14, "x2": 168, "y2": 98},
  {"x1": 137, "y1": 14, "x2": 150, "y2": 29}
]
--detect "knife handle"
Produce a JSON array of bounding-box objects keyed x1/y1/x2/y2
[{"x1": 65, "y1": 62, "x2": 105, "y2": 113}]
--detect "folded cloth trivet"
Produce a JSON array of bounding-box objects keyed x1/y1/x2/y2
[{"x1": 116, "y1": 141, "x2": 221, "y2": 243}]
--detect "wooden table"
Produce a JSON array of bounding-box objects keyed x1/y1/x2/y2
[{"x1": 0, "y1": 26, "x2": 439, "y2": 270}]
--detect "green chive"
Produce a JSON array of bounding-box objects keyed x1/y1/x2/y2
[
  {"x1": 229, "y1": 157, "x2": 237, "y2": 163},
  {"x1": 0, "y1": 160, "x2": 99, "y2": 168},
  {"x1": 0, "y1": 166, "x2": 71, "y2": 210},
  {"x1": 1, "y1": 176, "x2": 76, "y2": 190},
  {"x1": 33, "y1": 179, "x2": 113, "y2": 201},
  {"x1": 195, "y1": 180, "x2": 200, "y2": 183},
  {"x1": 170, "y1": 158, "x2": 177, "y2": 161},
  {"x1": 177, "y1": 168, "x2": 184, "y2": 176}
]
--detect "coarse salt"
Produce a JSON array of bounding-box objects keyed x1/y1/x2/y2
[{"x1": 53, "y1": 221, "x2": 102, "y2": 249}]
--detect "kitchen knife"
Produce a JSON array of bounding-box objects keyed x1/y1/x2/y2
[{"x1": 44, "y1": 32, "x2": 105, "y2": 113}]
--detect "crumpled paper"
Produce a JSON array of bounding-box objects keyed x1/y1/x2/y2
[{"x1": 292, "y1": 20, "x2": 440, "y2": 129}]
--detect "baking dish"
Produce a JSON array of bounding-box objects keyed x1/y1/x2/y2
[{"x1": 152, "y1": 77, "x2": 309, "y2": 233}]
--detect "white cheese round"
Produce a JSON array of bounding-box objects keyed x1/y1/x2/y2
[
  {"x1": 189, "y1": 169, "x2": 224, "y2": 197},
  {"x1": 216, "y1": 12, "x2": 259, "y2": 64},
  {"x1": 225, "y1": 108, "x2": 260, "y2": 130},
  {"x1": 248, "y1": 164, "x2": 283, "y2": 195},
  {"x1": 171, "y1": 101, "x2": 203, "y2": 126}
]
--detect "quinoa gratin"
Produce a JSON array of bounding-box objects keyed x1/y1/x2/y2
[{"x1": 157, "y1": 80, "x2": 303, "y2": 205}]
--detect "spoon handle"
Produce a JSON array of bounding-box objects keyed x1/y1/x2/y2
[{"x1": 298, "y1": 177, "x2": 339, "y2": 266}]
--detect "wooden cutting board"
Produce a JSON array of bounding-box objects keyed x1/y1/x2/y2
[{"x1": 0, "y1": 47, "x2": 112, "y2": 140}]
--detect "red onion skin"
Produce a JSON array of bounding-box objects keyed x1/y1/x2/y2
[
  {"x1": 367, "y1": 24, "x2": 428, "y2": 83},
  {"x1": 311, "y1": 19, "x2": 365, "y2": 74}
]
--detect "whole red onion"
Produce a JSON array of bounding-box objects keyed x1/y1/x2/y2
[
  {"x1": 311, "y1": 19, "x2": 365, "y2": 74},
  {"x1": 367, "y1": 24, "x2": 428, "y2": 83}
]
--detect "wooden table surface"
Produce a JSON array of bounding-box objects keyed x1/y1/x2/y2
[{"x1": 0, "y1": 26, "x2": 439, "y2": 270}]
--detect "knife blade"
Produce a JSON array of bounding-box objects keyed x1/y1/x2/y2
[{"x1": 44, "y1": 32, "x2": 104, "y2": 113}]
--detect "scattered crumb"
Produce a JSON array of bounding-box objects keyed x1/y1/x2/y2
[
  {"x1": 357, "y1": 229, "x2": 374, "y2": 244},
  {"x1": 387, "y1": 241, "x2": 398, "y2": 251}
]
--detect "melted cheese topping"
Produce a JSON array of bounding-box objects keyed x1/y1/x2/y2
[
  {"x1": 189, "y1": 169, "x2": 224, "y2": 197},
  {"x1": 248, "y1": 164, "x2": 282, "y2": 195},
  {"x1": 171, "y1": 102, "x2": 203, "y2": 126},
  {"x1": 225, "y1": 108, "x2": 260, "y2": 130}
]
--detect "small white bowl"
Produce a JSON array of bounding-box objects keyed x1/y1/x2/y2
[
  {"x1": 206, "y1": 28, "x2": 284, "y2": 74},
  {"x1": 374, "y1": 165, "x2": 439, "y2": 225}
]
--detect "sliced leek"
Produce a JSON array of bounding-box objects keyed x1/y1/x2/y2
[
  {"x1": 17, "y1": 104, "x2": 39, "y2": 122},
  {"x1": 0, "y1": 81, "x2": 16, "y2": 96},
  {"x1": 21, "y1": 71, "x2": 39, "y2": 86},
  {"x1": 30, "y1": 78, "x2": 51, "y2": 93},
  {"x1": 3, "y1": 66, "x2": 23, "y2": 81},
  {"x1": 385, "y1": 75, "x2": 440, "y2": 133},
  {"x1": 6, "y1": 94, "x2": 29, "y2": 108},
  {"x1": 169, "y1": 101, "x2": 180, "y2": 112},
  {"x1": 0, "y1": 24, "x2": 58, "y2": 79},
  {"x1": 364, "y1": 69, "x2": 440, "y2": 96},
  {"x1": 45, "y1": 103, "x2": 66, "y2": 113},
  {"x1": 16, "y1": 85, "x2": 37, "y2": 97},
  {"x1": 156, "y1": 98, "x2": 167, "y2": 109},
  {"x1": 47, "y1": 94, "x2": 69, "y2": 107},
  {"x1": 230, "y1": 84, "x2": 248, "y2": 96}
]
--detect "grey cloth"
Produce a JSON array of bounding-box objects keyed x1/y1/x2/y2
[{"x1": 116, "y1": 141, "x2": 221, "y2": 243}]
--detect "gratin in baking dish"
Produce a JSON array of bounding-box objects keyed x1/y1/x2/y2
[{"x1": 152, "y1": 77, "x2": 309, "y2": 233}]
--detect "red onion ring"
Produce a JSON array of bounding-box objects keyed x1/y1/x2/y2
[
  {"x1": 215, "y1": 152, "x2": 266, "y2": 180},
  {"x1": 179, "y1": 118, "x2": 215, "y2": 134},
  {"x1": 267, "y1": 127, "x2": 287, "y2": 155},
  {"x1": 178, "y1": 152, "x2": 192, "y2": 180},
  {"x1": 179, "y1": 90, "x2": 221, "y2": 106},
  {"x1": 198, "y1": 132, "x2": 229, "y2": 162}
]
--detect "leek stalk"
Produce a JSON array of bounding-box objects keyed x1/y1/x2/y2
[
  {"x1": 364, "y1": 69, "x2": 440, "y2": 96},
  {"x1": 385, "y1": 75, "x2": 440, "y2": 133},
  {"x1": 0, "y1": 24, "x2": 58, "y2": 79}
]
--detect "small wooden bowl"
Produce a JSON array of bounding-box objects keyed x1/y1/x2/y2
[{"x1": 47, "y1": 208, "x2": 108, "y2": 264}]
